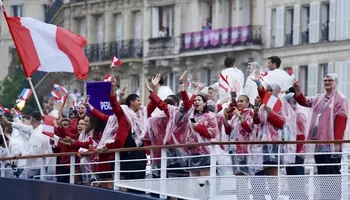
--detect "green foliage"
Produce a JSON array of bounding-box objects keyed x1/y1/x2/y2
[{"x1": 0, "y1": 49, "x2": 42, "y2": 115}]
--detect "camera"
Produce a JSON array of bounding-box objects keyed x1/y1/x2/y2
[{"x1": 197, "y1": 178, "x2": 209, "y2": 187}]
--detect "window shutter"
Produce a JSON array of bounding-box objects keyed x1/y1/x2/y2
[
  {"x1": 346, "y1": 61, "x2": 350, "y2": 99},
  {"x1": 292, "y1": 65, "x2": 299, "y2": 81},
  {"x1": 152, "y1": 7, "x2": 159, "y2": 38},
  {"x1": 222, "y1": 0, "x2": 229, "y2": 28},
  {"x1": 344, "y1": 0, "x2": 350, "y2": 39},
  {"x1": 79, "y1": 18, "x2": 87, "y2": 38},
  {"x1": 275, "y1": 7, "x2": 285, "y2": 47},
  {"x1": 115, "y1": 14, "x2": 123, "y2": 41},
  {"x1": 329, "y1": 0, "x2": 336, "y2": 41},
  {"x1": 134, "y1": 11, "x2": 141, "y2": 39},
  {"x1": 293, "y1": 4, "x2": 300, "y2": 45},
  {"x1": 335, "y1": 0, "x2": 342, "y2": 40},
  {"x1": 265, "y1": 8, "x2": 272, "y2": 48},
  {"x1": 335, "y1": 62, "x2": 344, "y2": 93},
  {"x1": 307, "y1": 63, "x2": 318, "y2": 96},
  {"x1": 309, "y1": 2, "x2": 320, "y2": 43},
  {"x1": 327, "y1": 62, "x2": 334, "y2": 74},
  {"x1": 97, "y1": 16, "x2": 104, "y2": 43}
]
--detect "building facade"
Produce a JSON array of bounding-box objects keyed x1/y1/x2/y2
[
  {"x1": 264, "y1": 0, "x2": 350, "y2": 98},
  {"x1": 4, "y1": 0, "x2": 349, "y2": 105},
  {"x1": 143, "y1": 0, "x2": 264, "y2": 102}
]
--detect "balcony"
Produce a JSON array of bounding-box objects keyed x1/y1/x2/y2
[
  {"x1": 44, "y1": 0, "x2": 64, "y2": 23},
  {"x1": 181, "y1": 25, "x2": 262, "y2": 52},
  {"x1": 84, "y1": 39, "x2": 143, "y2": 63},
  {"x1": 148, "y1": 36, "x2": 175, "y2": 57}
]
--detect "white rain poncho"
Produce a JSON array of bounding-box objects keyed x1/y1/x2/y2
[
  {"x1": 226, "y1": 108, "x2": 263, "y2": 175},
  {"x1": 262, "y1": 68, "x2": 293, "y2": 96},
  {"x1": 256, "y1": 84, "x2": 297, "y2": 164},
  {"x1": 294, "y1": 74, "x2": 350, "y2": 153},
  {"x1": 244, "y1": 62, "x2": 261, "y2": 105},
  {"x1": 219, "y1": 67, "x2": 245, "y2": 100},
  {"x1": 97, "y1": 115, "x2": 118, "y2": 149},
  {"x1": 11, "y1": 123, "x2": 56, "y2": 180},
  {"x1": 121, "y1": 105, "x2": 148, "y2": 147}
]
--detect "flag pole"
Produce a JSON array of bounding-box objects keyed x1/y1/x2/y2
[
  {"x1": 27, "y1": 77, "x2": 44, "y2": 115},
  {"x1": 0, "y1": 124, "x2": 11, "y2": 157}
]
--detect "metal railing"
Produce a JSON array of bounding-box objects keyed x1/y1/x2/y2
[
  {"x1": 0, "y1": 140, "x2": 349, "y2": 200},
  {"x1": 148, "y1": 36, "x2": 175, "y2": 57},
  {"x1": 84, "y1": 39, "x2": 143, "y2": 63},
  {"x1": 181, "y1": 25, "x2": 262, "y2": 52}
]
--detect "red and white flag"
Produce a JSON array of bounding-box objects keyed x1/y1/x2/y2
[
  {"x1": 289, "y1": 68, "x2": 295, "y2": 80},
  {"x1": 262, "y1": 93, "x2": 282, "y2": 113},
  {"x1": 42, "y1": 115, "x2": 59, "y2": 140},
  {"x1": 111, "y1": 56, "x2": 122, "y2": 68},
  {"x1": 4, "y1": 16, "x2": 89, "y2": 79},
  {"x1": 219, "y1": 73, "x2": 230, "y2": 92},
  {"x1": 103, "y1": 74, "x2": 112, "y2": 82}
]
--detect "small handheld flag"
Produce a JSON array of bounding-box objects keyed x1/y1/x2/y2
[
  {"x1": 111, "y1": 56, "x2": 122, "y2": 68},
  {"x1": 262, "y1": 93, "x2": 282, "y2": 113},
  {"x1": 18, "y1": 88, "x2": 32, "y2": 100}
]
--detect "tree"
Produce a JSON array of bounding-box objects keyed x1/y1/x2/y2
[{"x1": 0, "y1": 49, "x2": 43, "y2": 115}]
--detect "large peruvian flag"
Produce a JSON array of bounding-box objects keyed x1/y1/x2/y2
[{"x1": 4, "y1": 16, "x2": 89, "y2": 79}]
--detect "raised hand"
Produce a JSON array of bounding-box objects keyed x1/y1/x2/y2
[
  {"x1": 151, "y1": 74, "x2": 161, "y2": 88},
  {"x1": 251, "y1": 69, "x2": 261, "y2": 82},
  {"x1": 120, "y1": 86, "x2": 126, "y2": 97}
]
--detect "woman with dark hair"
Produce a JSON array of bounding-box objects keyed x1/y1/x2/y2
[{"x1": 61, "y1": 115, "x2": 103, "y2": 185}]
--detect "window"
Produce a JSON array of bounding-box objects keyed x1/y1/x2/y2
[
  {"x1": 222, "y1": 0, "x2": 232, "y2": 28},
  {"x1": 200, "y1": 68, "x2": 211, "y2": 85},
  {"x1": 11, "y1": 5, "x2": 23, "y2": 17},
  {"x1": 114, "y1": 14, "x2": 123, "y2": 41},
  {"x1": 285, "y1": 7, "x2": 294, "y2": 45},
  {"x1": 165, "y1": 72, "x2": 179, "y2": 92},
  {"x1": 91, "y1": 15, "x2": 104, "y2": 43},
  {"x1": 240, "y1": 0, "x2": 251, "y2": 25},
  {"x1": 320, "y1": 2, "x2": 329, "y2": 41},
  {"x1": 131, "y1": 75, "x2": 140, "y2": 95},
  {"x1": 134, "y1": 11, "x2": 142, "y2": 39},
  {"x1": 271, "y1": 8, "x2": 276, "y2": 47},
  {"x1": 199, "y1": 1, "x2": 212, "y2": 31},
  {"x1": 151, "y1": 6, "x2": 174, "y2": 38},
  {"x1": 299, "y1": 65, "x2": 308, "y2": 95},
  {"x1": 301, "y1": 5, "x2": 310, "y2": 44},
  {"x1": 318, "y1": 63, "x2": 328, "y2": 92},
  {"x1": 75, "y1": 18, "x2": 86, "y2": 38}
]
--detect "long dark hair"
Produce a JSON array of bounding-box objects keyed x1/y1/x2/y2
[{"x1": 194, "y1": 94, "x2": 208, "y2": 114}]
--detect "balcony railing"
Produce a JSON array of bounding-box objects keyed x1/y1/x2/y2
[
  {"x1": 148, "y1": 36, "x2": 175, "y2": 57},
  {"x1": 181, "y1": 25, "x2": 262, "y2": 52},
  {"x1": 84, "y1": 39, "x2": 143, "y2": 63}
]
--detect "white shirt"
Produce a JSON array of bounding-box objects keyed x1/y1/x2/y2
[
  {"x1": 11, "y1": 124, "x2": 54, "y2": 170},
  {"x1": 218, "y1": 67, "x2": 245, "y2": 100}
]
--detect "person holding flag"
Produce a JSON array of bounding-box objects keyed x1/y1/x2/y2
[{"x1": 250, "y1": 69, "x2": 297, "y2": 198}]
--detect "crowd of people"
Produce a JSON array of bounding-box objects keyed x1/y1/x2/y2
[{"x1": 0, "y1": 56, "x2": 349, "y2": 199}]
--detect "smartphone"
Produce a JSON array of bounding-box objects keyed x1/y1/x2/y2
[
  {"x1": 85, "y1": 95, "x2": 90, "y2": 103},
  {"x1": 230, "y1": 91, "x2": 237, "y2": 98},
  {"x1": 190, "y1": 118, "x2": 196, "y2": 123}
]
